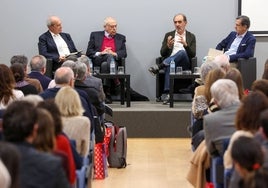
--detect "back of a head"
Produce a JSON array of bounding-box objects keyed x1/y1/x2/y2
[
  {"x1": 21, "y1": 94, "x2": 44, "y2": 106},
  {"x1": 75, "y1": 61, "x2": 87, "y2": 81},
  {"x1": 30, "y1": 55, "x2": 46, "y2": 72},
  {"x1": 262, "y1": 59, "x2": 268, "y2": 80},
  {"x1": 236, "y1": 91, "x2": 268, "y2": 131},
  {"x1": 225, "y1": 68, "x2": 244, "y2": 99},
  {"x1": 213, "y1": 54, "x2": 230, "y2": 73},
  {"x1": 210, "y1": 79, "x2": 239, "y2": 108},
  {"x1": 251, "y1": 79, "x2": 268, "y2": 97},
  {"x1": 54, "y1": 66, "x2": 74, "y2": 85},
  {"x1": 78, "y1": 55, "x2": 90, "y2": 68},
  {"x1": 200, "y1": 62, "x2": 220, "y2": 82},
  {"x1": 55, "y1": 86, "x2": 84, "y2": 117},
  {"x1": 0, "y1": 64, "x2": 16, "y2": 104},
  {"x1": 10, "y1": 55, "x2": 28, "y2": 68},
  {"x1": 260, "y1": 109, "x2": 268, "y2": 138},
  {"x1": 3, "y1": 100, "x2": 37, "y2": 142},
  {"x1": 10, "y1": 63, "x2": 25, "y2": 82}
]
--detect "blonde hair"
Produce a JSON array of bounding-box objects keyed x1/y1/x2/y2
[{"x1": 55, "y1": 86, "x2": 84, "y2": 117}]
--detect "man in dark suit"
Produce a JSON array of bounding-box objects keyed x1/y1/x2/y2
[
  {"x1": 148, "y1": 13, "x2": 196, "y2": 104},
  {"x1": 38, "y1": 16, "x2": 80, "y2": 73},
  {"x1": 216, "y1": 15, "x2": 256, "y2": 63},
  {"x1": 2, "y1": 100, "x2": 70, "y2": 188},
  {"x1": 86, "y1": 17, "x2": 127, "y2": 103},
  {"x1": 28, "y1": 55, "x2": 52, "y2": 90}
]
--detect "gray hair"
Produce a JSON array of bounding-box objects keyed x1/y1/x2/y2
[
  {"x1": 104, "y1": 17, "x2": 116, "y2": 26},
  {"x1": 212, "y1": 54, "x2": 230, "y2": 73},
  {"x1": 210, "y1": 79, "x2": 239, "y2": 108},
  {"x1": 78, "y1": 55, "x2": 90, "y2": 68},
  {"x1": 200, "y1": 62, "x2": 220, "y2": 82},
  {"x1": 75, "y1": 61, "x2": 87, "y2": 80},
  {"x1": 30, "y1": 55, "x2": 47, "y2": 71}
]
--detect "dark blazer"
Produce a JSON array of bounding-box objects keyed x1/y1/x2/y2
[
  {"x1": 216, "y1": 31, "x2": 256, "y2": 62},
  {"x1": 28, "y1": 71, "x2": 52, "y2": 90},
  {"x1": 16, "y1": 142, "x2": 70, "y2": 188},
  {"x1": 160, "y1": 30, "x2": 196, "y2": 60},
  {"x1": 86, "y1": 31, "x2": 127, "y2": 61},
  {"x1": 38, "y1": 31, "x2": 78, "y2": 71}
]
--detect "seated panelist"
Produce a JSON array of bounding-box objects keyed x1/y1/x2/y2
[{"x1": 38, "y1": 16, "x2": 81, "y2": 73}]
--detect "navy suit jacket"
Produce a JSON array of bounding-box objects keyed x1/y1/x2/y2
[
  {"x1": 216, "y1": 31, "x2": 256, "y2": 62},
  {"x1": 28, "y1": 71, "x2": 52, "y2": 90},
  {"x1": 38, "y1": 31, "x2": 78, "y2": 70},
  {"x1": 86, "y1": 31, "x2": 127, "y2": 61}
]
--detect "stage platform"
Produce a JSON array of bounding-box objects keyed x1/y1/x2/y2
[{"x1": 105, "y1": 100, "x2": 192, "y2": 138}]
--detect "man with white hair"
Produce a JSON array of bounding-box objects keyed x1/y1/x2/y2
[
  {"x1": 86, "y1": 17, "x2": 127, "y2": 103},
  {"x1": 203, "y1": 79, "x2": 240, "y2": 156}
]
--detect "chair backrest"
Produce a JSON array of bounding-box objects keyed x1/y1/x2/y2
[
  {"x1": 45, "y1": 59, "x2": 53, "y2": 78},
  {"x1": 237, "y1": 57, "x2": 257, "y2": 90}
]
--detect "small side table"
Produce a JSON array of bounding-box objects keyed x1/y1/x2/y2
[{"x1": 94, "y1": 73, "x2": 131, "y2": 107}]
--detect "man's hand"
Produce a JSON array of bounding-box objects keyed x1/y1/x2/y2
[
  {"x1": 101, "y1": 47, "x2": 117, "y2": 56},
  {"x1": 167, "y1": 35, "x2": 174, "y2": 49}
]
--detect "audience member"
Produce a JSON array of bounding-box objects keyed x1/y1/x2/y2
[
  {"x1": 224, "y1": 67, "x2": 245, "y2": 99},
  {"x1": 204, "y1": 79, "x2": 239, "y2": 156},
  {"x1": 251, "y1": 79, "x2": 268, "y2": 97},
  {"x1": 10, "y1": 63, "x2": 38, "y2": 95},
  {"x1": 216, "y1": 15, "x2": 256, "y2": 64},
  {"x1": 75, "y1": 61, "x2": 105, "y2": 115},
  {"x1": 55, "y1": 86, "x2": 90, "y2": 157},
  {"x1": 37, "y1": 99, "x2": 81, "y2": 169},
  {"x1": 148, "y1": 13, "x2": 196, "y2": 104},
  {"x1": 78, "y1": 55, "x2": 105, "y2": 101},
  {"x1": 0, "y1": 64, "x2": 24, "y2": 110},
  {"x1": 2, "y1": 101, "x2": 70, "y2": 188},
  {"x1": 224, "y1": 91, "x2": 268, "y2": 170},
  {"x1": 86, "y1": 16, "x2": 127, "y2": 104},
  {"x1": 38, "y1": 16, "x2": 80, "y2": 73},
  {"x1": 0, "y1": 141, "x2": 20, "y2": 188},
  {"x1": 10, "y1": 55, "x2": 43, "y2": 93},
  {"x1": 231, "y1": 136, "x2": 268, "y2": 188},
  {"x1": 21, "y1": 94, "x2": 44, "y2": 106},
  {"x1": 28, "y1": 55, "x2": 52, "y2": 90},
  {"x1": 33, "y1": 108, "x2": 75, "y2": 185}
]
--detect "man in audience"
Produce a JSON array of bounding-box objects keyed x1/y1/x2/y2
[
  {"x1": 204, "y1": 79, "x2": 240, "y2": 156},
  {"x1": 216, "y1": 15, "x2": 256, "y2": 64},
  {"x1": 86, "y1": 16, "x2": 127, "y2": 103},
  {"x1": 28, "y1": 55, "x2": 52, "y2": 90},
  {"x1": 10, "y1": 55, "x2": 43, "y2": 93},
  {"x1": 78, "y1": 55, "x2": 105, "y2": 102},
  {"x1": 2, "y1": 100, "x2": 70, "y2": 188},
  {"x1": 148, "y1": 13, "x2": 196, "y2": 104},
  {"x1": 38, "y1": 16, "x2": 80, "y2": 74}
]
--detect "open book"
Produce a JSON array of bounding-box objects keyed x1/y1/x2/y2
[
  {"x1": 203, "y1": 48, "x2": 224, "y2": 63},
  {"x1": 65, "y1": 50, "x2": 83, "y2": 58}
]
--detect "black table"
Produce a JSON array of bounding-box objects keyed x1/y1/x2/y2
[
  {"x1": 94, "y1": 73, "x2": 131, "y2": 107},
  {"x1": 169, "y1": 73, "x2": 200, "y2": 108}
]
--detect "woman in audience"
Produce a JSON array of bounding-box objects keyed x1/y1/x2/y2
[
  {"x1": 0, "y1": 141, "x2": 20, "y2": 188},
  {"x1": 224, "y1": 67, "x2": 245, "y2": 99},
  {"x1": 231, "y1": 136, "x2": 268, "y2": 188},
  {"x1": 251, "y1": 79, "x2": 268, "y2": 97},
  {"x1": 37, "y1": 100, "x2": 76, "y2": 185},
  {"x1": 33, "y1": 108, "x2": 75, "y2": 186},
  {"x1": 224, "y1": 91, "x2": 268, "y2": 175},
  {"x1": 55, "y1": 86, "x2": 91, "y2": 157},
  {"x1": 0, "y1": 64, "x2": 24, "y2": 109},
  {"x1": 10, "y1": 63, "x2": 38, "y2": 95}
]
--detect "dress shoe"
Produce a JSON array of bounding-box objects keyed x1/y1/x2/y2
[{"x1": 148, "y1": 65, "x2": 159, "y2": 76}]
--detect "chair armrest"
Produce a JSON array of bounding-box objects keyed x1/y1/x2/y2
[
  {"x1": 237, "y1": 57, "x2": 257, "y2": 89},
  {"x1": 191, "y1": 57, "x2": 197, "y2": 73}
]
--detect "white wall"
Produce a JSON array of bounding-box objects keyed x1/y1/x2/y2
[{"x1": 0, "y1": 0, "x2": 267, "y2": 99}]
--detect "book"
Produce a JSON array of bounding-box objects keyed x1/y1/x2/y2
[{"x1": 65, "y1": 50, "x2": 83, "y2": 57}]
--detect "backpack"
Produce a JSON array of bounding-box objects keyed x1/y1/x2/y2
[{"x1": 105, "y1": 121, "x2": 127, "y2": 168}]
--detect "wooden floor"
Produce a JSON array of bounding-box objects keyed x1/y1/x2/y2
[{"x1": 91, "y1": 138, "x2": 194, "y2": 188}]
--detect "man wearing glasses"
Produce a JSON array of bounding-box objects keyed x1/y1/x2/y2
[
  {"x1": 216, "y1": 15, "x2": 256, "y2": 63},
  {"x1": 86, "y1": 17, "x2": 127, "y2": 104}
]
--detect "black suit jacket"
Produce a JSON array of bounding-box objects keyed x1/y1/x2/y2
[
  {"x1": 38, "y1": 31, "x2": 78, "y2": 71},
  {"x1": 86, "y1": 31, "x2": 127, "y2": 61}
]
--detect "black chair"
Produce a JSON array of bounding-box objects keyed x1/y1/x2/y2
[
  {"x1": 45, "y1": 58, "x2": 53, "y2": 78},
  {"x1": 155, "y1": 57, "x2": 197, "y2": 101},
  {"x1": 237, "y1": 57, "x2": 256, "y2": 90}
]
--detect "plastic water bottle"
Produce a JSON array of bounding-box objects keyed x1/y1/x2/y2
[
  {"x1": 89, "y1": 58, "x2": 93, "y2": 71},
  {"x1": 170, "y1": 59, "x2": 175, "y2": 74},
  {"x1": 110, "y1": 57, "x2": 116, "y2": 74}
]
